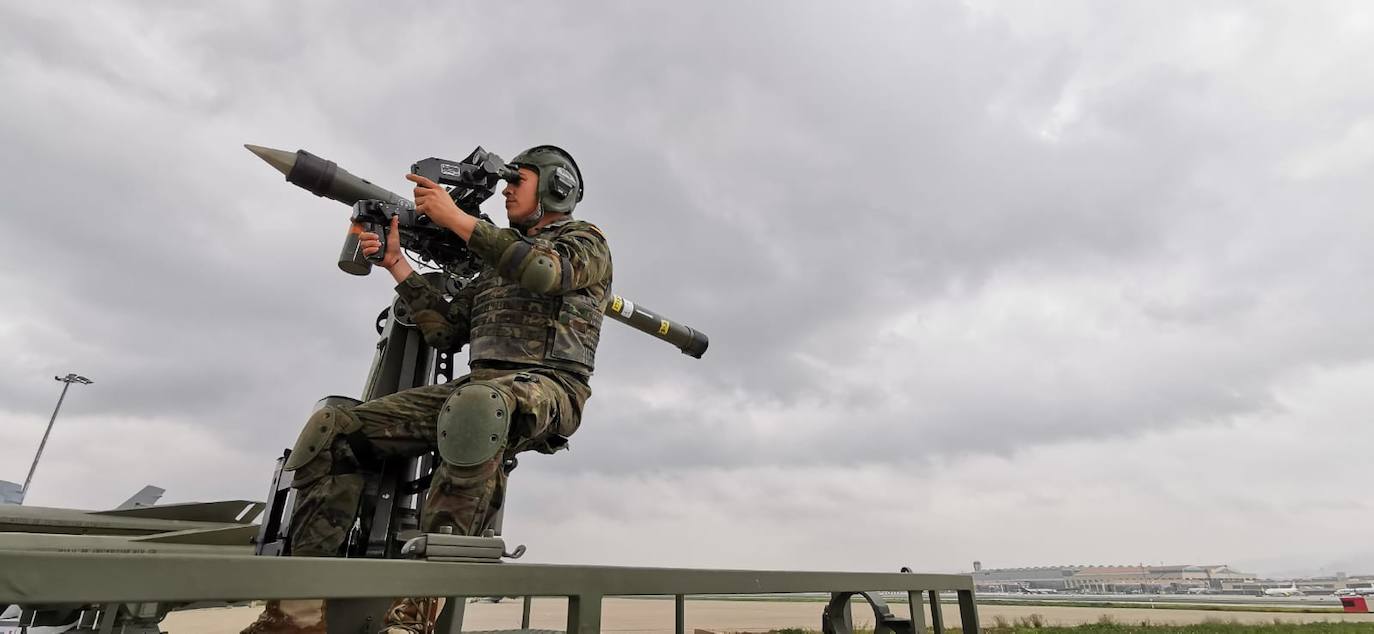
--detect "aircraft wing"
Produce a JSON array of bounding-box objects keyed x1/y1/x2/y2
[
  {"x1": 91, "y1": 500, "x2": 264, "y2": 524},
  {"x1": 129, "y1": 523, "x2": 260, "y2": 546}
]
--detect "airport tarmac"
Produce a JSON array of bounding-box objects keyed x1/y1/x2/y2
[{"x1": 162, "y1": 597, "x2": 1374, "y2": 633}]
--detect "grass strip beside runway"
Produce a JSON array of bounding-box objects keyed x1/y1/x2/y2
[
  {"x1": 976, "y1": 600, "x2": 1346, "y2": 614},
  {"x1": 769, "y1": 622, "x2": 1372, "y2": 633}
]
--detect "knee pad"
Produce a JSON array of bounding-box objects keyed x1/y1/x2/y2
[
  {"x1": 437, "y1": 381, "x2": 515, "y2": 467},
  {"x1": 284, "y1": 404, "x2": 363, "y2": 471}
]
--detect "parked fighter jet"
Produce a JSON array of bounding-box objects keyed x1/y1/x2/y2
[
  {"x1": 0, "y1": 486, "x2": 264, "y2": 632},
  {"x1": 0, "y1": 484, "x2": 264, "y2": 555}
]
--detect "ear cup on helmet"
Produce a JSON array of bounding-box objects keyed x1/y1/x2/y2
[
  {"x1": 510, "y1": 145, "x2": 583, "y2": 214},
  {"x1": 549, "y1": 166, "x2": 577, "y2": 200}
]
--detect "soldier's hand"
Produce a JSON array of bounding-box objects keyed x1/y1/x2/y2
[
  {"x1": 408, "y1": 173, "x2": 462, "y2": 227},
  {"x1": 361, "y1": 215, "x2": 404, "y2": 269}
]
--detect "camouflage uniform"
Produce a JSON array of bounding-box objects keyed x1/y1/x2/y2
[{"x1": 286, "y1": 218, "x2": 611, "y2": 554}]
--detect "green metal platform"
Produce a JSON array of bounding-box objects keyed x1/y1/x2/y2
[{"x1": 0, "y1": 550, "x2": 980, "y2": 633}]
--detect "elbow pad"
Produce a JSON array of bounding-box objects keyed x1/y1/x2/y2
[
  {"x1": 412, "y1": 308, "x2": 460, "y2": 351},
  {"x1": 498, "y1": 241, "x2": 572, "y2": 294}
]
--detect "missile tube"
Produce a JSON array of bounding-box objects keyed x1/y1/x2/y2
[{"x1": 604, "y1": 295, "x2": 709, "y2": 359}]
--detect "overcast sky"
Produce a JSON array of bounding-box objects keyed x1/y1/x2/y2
[{"x1": 2, "y1": 1, "x2": 1372, "y2": 579}]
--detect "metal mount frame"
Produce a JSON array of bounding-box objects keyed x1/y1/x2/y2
[{"x1": 255, "y1": 295, "x2": 507, "y2": 560}]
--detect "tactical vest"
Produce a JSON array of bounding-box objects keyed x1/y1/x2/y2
[{"x1": 466, "y1": 228, "x2": 608, "y2": 376}]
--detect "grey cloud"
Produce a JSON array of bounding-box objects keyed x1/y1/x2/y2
[
  {"x1": 3, "y1": 1, "x2": 1368, "y2": 454},
  {"x1": 3, "y1": 1, "x2": 1374, "y2": 573}
]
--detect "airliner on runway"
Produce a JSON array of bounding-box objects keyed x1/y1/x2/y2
[{"x1": 1263, "y1": 583, "x2": 1302, "y2": 597}]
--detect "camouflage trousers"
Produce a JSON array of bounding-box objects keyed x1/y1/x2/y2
[{"x1": 286, "y1": 367, "x2": 588, "y2": 557}]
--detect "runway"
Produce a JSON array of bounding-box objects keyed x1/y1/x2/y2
[{"x1": 160, "y1": 595, "x2": 1374, "y2": 633}]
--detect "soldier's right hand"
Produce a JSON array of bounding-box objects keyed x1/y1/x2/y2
[{"x1": 361, "y1": 215, "x2": 404, "y2": 270}]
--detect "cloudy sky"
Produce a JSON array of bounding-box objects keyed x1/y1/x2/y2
[{"x1": 2, "y1": 2, "x2": 1372, "y2": 578}]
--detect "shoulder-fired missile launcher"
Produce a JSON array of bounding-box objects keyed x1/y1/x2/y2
[{"x1": 245, "y1": 144, "x2": 708, "y2": 359}]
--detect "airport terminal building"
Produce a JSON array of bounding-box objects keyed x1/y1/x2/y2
[
  {"x1": 971, "y1": 563, "x2": 1255, "y2": 593},
  {"x1": 972, "y1": 562, "x2": 1374, "y2": 595}
]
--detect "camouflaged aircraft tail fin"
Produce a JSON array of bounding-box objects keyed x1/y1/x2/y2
[{"x1": 113, "y1": 485, "x2": 165, "y2": 510}]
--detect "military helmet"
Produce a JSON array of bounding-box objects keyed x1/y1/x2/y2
[{"x1": 510, "y1": 145, "x2": 584, "y2": 214}]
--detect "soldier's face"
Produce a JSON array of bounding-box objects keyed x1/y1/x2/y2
[{"x1": 503, "y1": 168, "x2": 540, "y2": 222}]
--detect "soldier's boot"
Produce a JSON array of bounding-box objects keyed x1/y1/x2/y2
[
  {"x1": 379, "y1": 597, "x2": 446, "y2": 634},
  {"x1": 240, "y1": 599, "x2": 326, "y2": 634}
]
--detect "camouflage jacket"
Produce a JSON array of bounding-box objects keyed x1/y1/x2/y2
[{"x1": 394, "y1": 218, "x2": 613, "y2": 379}]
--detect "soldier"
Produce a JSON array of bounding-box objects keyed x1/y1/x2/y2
[{"x1": 242, "y1": 146, "x2": 611, "y2": 634}]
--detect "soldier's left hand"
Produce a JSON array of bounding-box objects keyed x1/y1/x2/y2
[{"x1": 407, "y1": 173, "x2": 462, "y2": 226}]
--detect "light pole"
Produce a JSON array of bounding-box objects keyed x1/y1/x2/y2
[{"x1": 19, "y1": 373, "x2": 93, "y2": 504}]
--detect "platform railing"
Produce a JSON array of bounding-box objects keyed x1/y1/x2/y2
[{"x1": 0, "y1": 550, "x2": 979, "y2": 633}]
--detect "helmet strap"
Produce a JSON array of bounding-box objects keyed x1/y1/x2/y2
[{"x1": 514, "y1": 200, "x2": 544, "y2": 232}]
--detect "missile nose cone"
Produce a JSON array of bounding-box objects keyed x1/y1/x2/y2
[{"x1": 245, "y1": 144, "x2": 297, "y2": 177}]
